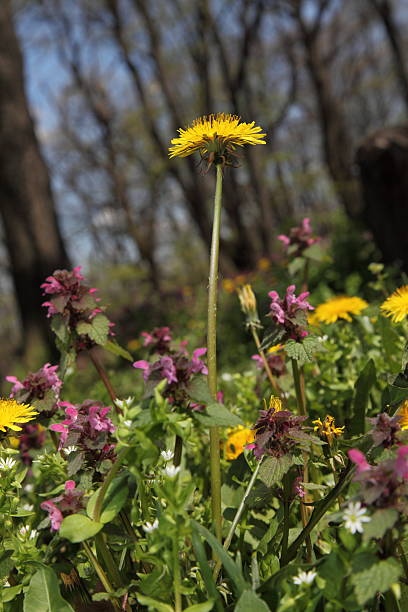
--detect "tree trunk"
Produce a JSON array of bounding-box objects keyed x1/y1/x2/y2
[
  {"x1": 356, "y1": 125, "x2": 408, "y2": 272},
  {"x1": 0, "y1": 0, "x2": 70, "y2": 365}
]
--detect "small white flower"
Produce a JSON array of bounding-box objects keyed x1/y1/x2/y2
[
  {"x1": 142, "y1": 519, "x2": 159, "y2": 533},
  {"x1": 115, "y1": 396, "x2": 134, "y2": 410},
  {"x1": 64, "y1": 446, "x2": 78, "y2": 455},
  {"x1": 0, "y1": 457, "x2": 17, "y2": 471},
  {"x1": 293, "y1": 570, "x2": 317, "y2": 586},
  {"x1": 19, "y1": 525, "x2": 37, "y2": 540},
  {"x1": 161, "y1": 450, "x2": 174, "y2": 462},
  {"x1": 123, "y1": 419, "x2": 132, "y2": 428},
  {"x1": 164, "y1": 465, "x2": 180, "y2": 478},
  {"x1": 221, "y1": 373, "x2": 233, "y2": 382},
  {"x1": 24, "y1": 484, "x2": 34, "y2": 493},
  {"x1": 22, "y1": 504, "x2": 34, "y2": 512},
  {"x1": 343, "y1": 501, "x2": 371, "y2": 534},
  {"x1": 33, "y1": 453, "x2": 47, "y2": 463}
]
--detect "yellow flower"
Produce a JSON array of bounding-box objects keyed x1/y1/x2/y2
[
  {"x1": 313, "y1": 296, "x2": 368, "y2": 324},
  {"x1": 225, "y1": 425, "x2": 255, "y2": 461},
  {"x1": 222, "y1": 278, "x2": 236, "y2": 294},
  {"x1": 381, "y1": 285, "x2": 408, "y2": 323},
  {"x1": 257, "y1": 257, "x2": 270, "y2": 271},
  {"x1": 313, "y1": 415, "x2": 344, "y2": 445},
  {"x1": 268, "y1": 344, "x2": 284, "y2": 354},
  {"x1": 168, "y1": 113, "x2": 266, "y2": 162},
  {"x1": 0, "y1": 398, "x2": 38, "y2": 432},
  {"x1": 264, "y1": 395, "x2": 283, "y2": 413},
  {"x1": 397, "y1": 400, "x2": 408, "y2": 430}
]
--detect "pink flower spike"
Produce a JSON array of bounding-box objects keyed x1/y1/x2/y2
[{"x1": 348, "y1": 449, "x2": 371, "y2": 472}]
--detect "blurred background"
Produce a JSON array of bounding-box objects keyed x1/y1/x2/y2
[{"x1": 1, "y1": 0, "x2": 408, "y2": 373}]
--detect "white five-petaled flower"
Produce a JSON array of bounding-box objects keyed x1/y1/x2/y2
[
  {"x1": 64, "y1": 446, "x2": 78, "y2": 455},
  {"x1": 115, "y1": 397, "x2": 134, "y2": 410},
  {"x1": 19, "y1": 525, "x2": 38, "y2": 540},
  {"x1": 22, "y1": 504, "x2": 34, "y2": 512},
  {"x1": 0, "y1": 457, "x2": 17, "y2": 471},
  {"x1": 161, "y1": 450, "x2": 174, "y2": 462},
  {"x1": 142, "y1": 519, "x2": 159, "y2": 534},
  {"x1": 164, "y1": 465, "x2": 180, "y2": 478},
  {"x1": 343, "y1": 501, "x2": 371, "y2": 534},
  {"x1": 123, "y1": 420, "x2": 132, "y2": 428},
  {"x1": 293, "y1": 570, "x2": 317, "y2": 586}
]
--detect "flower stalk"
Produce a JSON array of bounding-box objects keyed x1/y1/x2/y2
[
  {"x1": 89, "y1": 349, "x2": 121, "y2": 413},
  {"x1": 208, "y1": 164, "x2": 223, "y2": 543},
  {"x1": 251, "y1": 327, "x2": 281, "y2": 395},
  {"x1": 93, "y1": 447, "x2": 130, "y2": 523}
]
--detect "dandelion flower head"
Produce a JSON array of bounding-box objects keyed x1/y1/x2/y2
[
  {"x1": 313, "y1": 296, "x2": 368, "y2": 324},
  {"x1": 225, "y1": 425, "x2": 255, "y2": 461},
  {"x1": 0, "y1": 398, "x2": 38, "y2": 432},
  {"x1": 169, "y1": 113, "x2": 266, "y2": 163},
  {"x1": 381, "y1": 285, "x2": 408, "y2": 323}
]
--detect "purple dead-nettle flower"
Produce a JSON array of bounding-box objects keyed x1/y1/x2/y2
[
  {"x1": 251, "y1": 352, "x2": 286, "y2": 378},
  {"x1": 247, "y1": 396, "x2": 307, "y2": 460},
  {"x1": 277, "y1": 218, "x2": 320, "y2": 258},
  {"x1": 6, "y1": 362, "x2": 63, "y2": 417},
  {"x1": 50, "y1": 400, "x2": 115, "y2": 466},
  {"x1": 40, "y1": 480, "x2": 84, "y2": 531},
  {"x1": 133, "y1": 346, "x2": 208, "y2": 406},
  {"x1": 41, "y1": 267, "x2": 115, "y2": 350},
  {"x1": 368, "y1": 412, "x2": 402, "y2": 448},
  {"x1": 348, "y1": 446, "x2": 408, "y2": 512},
  {"x1": 141, "y1": 327, "x2": 173, "y2": 354},
  {"x1": 268, "y1": 285, "x2": 313, "y2": 342}
]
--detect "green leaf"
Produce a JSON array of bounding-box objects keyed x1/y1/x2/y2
[
  {"x1": 76, "y1": 314, "x2": 110, "y2": 345},
  {"x1": 288, "y1": 257, "x2": 305, "y2": 277},
  {"x1": 51, "y1": 315, "x2": 70, "y2": 345},
  {"x1": 23, "y1": 567, "x2": 74, "y2": 612},
  {"x1": 103, "y1": 339, "x2": 133, "y2": 361},
  {"x1": 285, "y1": 336, "x2": 321, "y2": 365},
  {"x1": 193, "y1": 403, "x2": 243, "y2": 428},
  {"x1": 350, "y1": 359, "x2": 376, "y2": 435},
  {"x1": 0, "y1": 550, "x2": 14, "y2": 580},
  {"x1": 191, "y1": 521, "x2": 249, "y2": 597},
  {"x1": 188, "y1": 376, "x2": 214, "y2": 404},
  {"x1": 87, "y1": 475, "x2": 129, "y2": 524},
  {"x1": 1, "y1": 584, "x2": 23, "y2": 603},
  {"x1": 303, "y1": 242, "x2": 326, "y2": 262},
  {"x1": 59, "y1": 514, "x2": 103, "y2": 543},
  {"x1": 191, "y1": 528, "x2": 224, "y2": 612},
  {"x1": 234, "y1": 590, "x2": 271, "y2": 611},
  {"x1": 136, "y1": 594, "x2": 174, "y2": 612},
  {"x1": 351, "y1": 558, "x2": 402, "y2": 605},
  {"x1": 258, "y1": 455, "x2": 293, "y2": 488},
  {"x1": 362, "y1": 509, "x2": 398, "y2": 541},
  {"x1": 184, "y1": 602, "x2": 215, "y2": 612}
]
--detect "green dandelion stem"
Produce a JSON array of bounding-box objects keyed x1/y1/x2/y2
[
  {"x1": 208, "y1": 163, "x2": 223, "y2": 543},
  {"x1": 251, "y1": 326, "x2": 281, "y2": 395}
]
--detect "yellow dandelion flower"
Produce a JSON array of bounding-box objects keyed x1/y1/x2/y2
[
  {"x1": 397, "y1": 400, "x2": 408, "y2": 430},
  {"x1": 264, "y1": 395, "x2": 283, "y2": 413},
  {"x1": 381, "y1": 285, "x2": 408, "y2": 323},
  {"x1": 313, "y1": 296, "x2": 368, "y2": 324},
  {"x1": 225, "y1": 425, "x2": 255, "y2": 461},
  {"x1": 313, "y1": 415, "x2": 344, "y2": 445},
  {"x1": 169, "y1": 113, "x2": 266, "y2": 163},
  {"x1": 0, "y1": 398, "x2": 38, "y2": 432}
]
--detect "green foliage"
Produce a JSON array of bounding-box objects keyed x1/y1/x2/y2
[
  {"x1": 23, "y1": 567, "x2": 74, "y2": 612},
  {"x1": 350, "y1": 559, "x2": 402, "y2": 605}
]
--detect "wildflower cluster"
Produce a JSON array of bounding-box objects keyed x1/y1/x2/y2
[
  {"x1": 41, "y1": 480, "x2": 84, "y2": 531},
  {"x1": 278, "y1": 218, "x2": 319, "y2": 257},
  {"x1": 312, "y1": 414, "x2": 344, "y2": 445},
  {"x1": 6, "y1": 362, "x2": 62, "y2": 416},
  {"x1": 50, "y1": 400, "x2": 115, "y2": 473},
  {"x1": 247, "y1": 396, "x2": 307, "y2": 459},
  {"x1": 268, "y1": 285, "x2": 314, "y2": 342},
  {"x1": 349, "y1": 447, "x2": 408, "y2": 511},
  {"x1": 41, "y1": 267, "x2": 114, "y2": 351},
  {"x1": 133, "y1": 327, "x2": 208, "y2": 406}
]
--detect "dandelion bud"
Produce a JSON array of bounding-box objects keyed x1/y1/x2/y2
[{"x1": 237, "y1": 284, "x2": 260, "y2": 328}]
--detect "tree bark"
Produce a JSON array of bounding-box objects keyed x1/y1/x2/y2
[
  {"x1": 356, "y1": 125, "x2": 408, "y2": 272},
  {"x1": 0, "y1": 0, "x2": 70, "y2": 364}
]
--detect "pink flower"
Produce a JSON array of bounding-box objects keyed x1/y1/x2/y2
[
  {"x1": 141, "y1": 327, "x2": 173, "y2": 354},
  {"x1": 40, "y1": 501, "x2": 63, "y2": 531},
  {"x1": 190, "y1": 348, "x2": 208, "y2": 375},
  {"x1": 348, "y1": 449, "x2": 371, "y2": 473},
  {"x1": 50, "y1": 401, "x2": 115, "y2": 453},
  {"x1": 6, "y1": 363, "x2": 62, "y2": 413},
  {"x1": 277, "y1": 218, "x2": 319, "y2": 257},
  {"x1": 277, "y1": 234, "x2": 290, "y2": 246},
  {"x1": 40, "y1": 480, "x2": 84, "y2": 531},
  {"x1": 268, "y1": 285, "x2": 313, "y2": 341}
]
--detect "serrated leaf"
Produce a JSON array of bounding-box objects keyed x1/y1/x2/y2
[
  {"x1": 103, "y1": 340, "x2": 133, "y2": 361},
  {"x1": 351, "y1": 558, "x2": 401, "y2": 605},
  {"x1": 23, "y1": 567, "x2": 74, "y2": 612},
  {"x1": 76, "y1": 314, "x2": 110, "y2": 345},
  {"x1": 51, "y1": 315, "x2": 70, "y2": 345},
  {"x1": 258, "y1": 455, "x2": 293, "y2": 488},
  {"x1": 363, "y1": 509, "x2": 398, "y2": 541},
  {"x1": 50, "y1": 295, "x2": 69, "y2": 314},
  {"x1": 188, "y1": 376, "x2": 214, "y2": 404},
  {"x1": 234, "y1": 590, "x2": 271, "y2": 611},
  {"x1": 285, "y1": 336, "x2": 321, "y2": 365},
  {"x1": 59, "y1": 514, "x2": 103, "y2": 543},
  {"x1": 350, "y1": 359, "x2": 376, "y2": 436},
  {"x1": 193, "y1": 403, "x2": 243, "y2": 428}
]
